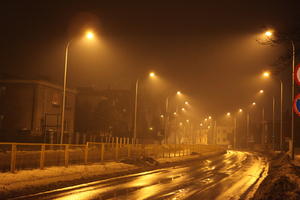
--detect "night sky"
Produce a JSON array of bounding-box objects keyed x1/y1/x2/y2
[{"x1": 1, "y1": 1, "x2": 300, "y2": 117}]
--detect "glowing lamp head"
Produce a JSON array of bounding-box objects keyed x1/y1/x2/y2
[
  {"x1": 85, "y1": 31, "x2": 94, "y2": 40},
  {"x1": 160, "y1": 114, "x2": 164, "y2": 118},
  {"x1": 226, "y1": 112, "x2": 231, "y2": 116},
  {"x1": 177, "y1": 91, "x2": 181, "y2": 95},
  {"x1": 262, "y1": 71, "x2": 270, "y2": 78},
  {"x1": 149, "y1": 72, "x2": 155, "y2": 77},
  {"x1": 265, "y1": 31, "x2": 272, "y2": 37},
  {"x1": 186, "y1": 119, "x2": 189, "y2": 123},
  {"x1": 179, "y1": 122, "x2": 183, "y2": 126},
  {"x1": 149, "y1": 127, "x2": 153, "y2": 131},
  {"x1": 204, "y1": 118, "x2": 208, "y2": 121},
  {"x1": 259, "y1": 90, "x2": 264, "y2": 94},
  {"x1": 200, "y1": 123, "x2": 203, "y2": 127},
  {"x1": 208, "y1": 116, "x2": 212, "y2": 120},
  {"x1": 173, "y1": 112, "x2": 177, "y2": 115},
  {"x1": 208, "y1": 126, "x2": 211, "y2": 129},
  {"x1": 185, "y1": 101, "x2": 189, "y2": 105},
  {"x1": 181, "y1": 108, "x2": 185, "y2": 111},
  {"x1": 252, "y1": 102, "x2": 256, "y2": 106},
  {"x1": 239, "y1": 108, "x2": 243, "y2": 113}
]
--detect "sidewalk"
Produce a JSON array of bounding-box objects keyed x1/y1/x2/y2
[{"x1": 0, "y1": 150, "x2": 225, "y2": 198}]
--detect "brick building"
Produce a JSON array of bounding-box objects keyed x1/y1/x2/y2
[
  {"x1": 75, "y1": 87, "x2": 132, "y2": 140},
  {"x1": 0, "y1": 79, "x2": 76, "y2": 143}
]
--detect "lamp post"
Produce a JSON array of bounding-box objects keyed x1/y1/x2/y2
[
  {"x1": 262, "y1": 71, "x2": 284, "y2": 150},
  {"x1": 291, "y1": 40, "x2": 295, "y2": 159},
  {"x1": 60, "y1": 31, "x2": 94, "y2": 144},
  {"x1": 264, "y1": 31, "x2": 296, "y2": 158},
  {"x1": 133, "y1": 72, "x2": 156, "y2": 141}
]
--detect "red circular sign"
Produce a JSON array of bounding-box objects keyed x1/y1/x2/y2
[
  {"x1": 294, "y1": 93, "x2": 300, "y2": 117},
  {"x1": 295, "y1": 64, "x2": 300, "y2": 86}
]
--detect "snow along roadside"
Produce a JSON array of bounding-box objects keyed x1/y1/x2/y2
[{"x1": 0, "y1": 150, "x2": 225, "y2": 198}]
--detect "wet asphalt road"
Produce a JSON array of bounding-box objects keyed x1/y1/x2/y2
[{"x1": 11, "y1": 151, "x2": 268, "y2": 200}]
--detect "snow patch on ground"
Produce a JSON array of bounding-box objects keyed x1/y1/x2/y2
[
  {"x1": 0, "y1": 150, "x2": 225, "y2": 198},
  {"x1": 252, "y1": 153, "x2": 300, "y2": 200},
  {"x1": 0, "y1": 162, "x2": 136, "y2": 197}
]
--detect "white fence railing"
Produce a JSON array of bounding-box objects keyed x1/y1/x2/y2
[{"x1": 0, "y1": 141, "x2": 225, "y2": 173}]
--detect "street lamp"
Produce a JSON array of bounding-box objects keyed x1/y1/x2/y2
[
  {"x1": 263, "y1": 30, "x2": 295, "y2": 157},
  {"x1": 265, "y1": 31, "x2": 273, "y2": 37},
  {"x1": 133, "y1": 72, "x2": 156, "y2": 141},
  {"x1": 262, "y1": 71, "x2": 270, "y2": 78},
  {"x1": 164, "y1": 90, "x2": 182, "y2": 144},
  {"x1": 262, "y1": 71, "x2": 284, "y2": 150},
  {"x1": 60, "y1": 30, "x2": 95, "y2": 144}
]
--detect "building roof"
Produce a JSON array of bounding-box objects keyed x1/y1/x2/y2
[{"x1": 0, "y1": 79, "x2": 77, "y2": 93}]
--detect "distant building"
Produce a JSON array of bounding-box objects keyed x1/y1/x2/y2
[
  {"x1": 0, "y1": 79, "x2": 76, "y2": 143},
  {"x1": 75, "y1": 87, "x2": 132, "y2": 140},
  {"x1": 216, "y1": 126, "x2": 234, "y2": 145}
]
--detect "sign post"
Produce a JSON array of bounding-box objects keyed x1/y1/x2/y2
[{"x1": 295, "y1": 64, "x2": 300, "y2": 86}]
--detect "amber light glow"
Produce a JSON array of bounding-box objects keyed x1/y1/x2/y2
[{"x1": 85, "y1": 31, "x2": 94, "y2": 39}]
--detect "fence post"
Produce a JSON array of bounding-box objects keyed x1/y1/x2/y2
[
  {"x1": 64, "y1": 144, "x2": 69, "y2": 167},
  {"x1": 84, "y1": 143, "x2": 88, "y2": 164},
  {"x1": 10, "y1": 144, "x2": 16, "y2": 173},
  {"x1": 127, "y1": 144, "x2": 131, "y2": 158},
  {"x1": 115, "y1": 137, "x2": 119, "y2": 161},
  {"x1": 40, "y1": 144, "x2": 45, "y2": 169},
  {"x1": 101, "y1": 143, "x2": 104, "y2": 162}
]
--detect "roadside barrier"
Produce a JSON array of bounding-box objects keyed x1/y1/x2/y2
[{"x1": 0, "y1": 141, "x2": 224, "y2": 173}]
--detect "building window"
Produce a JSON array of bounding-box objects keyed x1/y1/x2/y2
[{"x1": 52, "y1": 92, "x2": 60, "y2": 106}]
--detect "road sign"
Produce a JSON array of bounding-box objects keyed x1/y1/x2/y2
[
  {"x1": 294, "y1": 94, "x2": 300, "y2": 117},
  {"x1": 295, "y1": 64, "x2": 300, "y2": 86}
]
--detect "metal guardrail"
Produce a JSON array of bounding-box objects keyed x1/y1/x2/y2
[{"x1": 0, "y1": 141, "x2": 223, "y2": 173}]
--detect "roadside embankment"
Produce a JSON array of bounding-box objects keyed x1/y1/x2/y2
[{"x1": 251, "y1": 152, "x2": 300, "y2": 200}]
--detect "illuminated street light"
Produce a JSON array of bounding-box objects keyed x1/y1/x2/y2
[
  {"x1": 85, "y1": 31, "x2": 94, "y2": 39},
  {"x1": 226, "y1": 112, "x2": 231, "y2": 116},
  {"x1": 259, "y1": 89, "x2": 264, "y2": 94},
  {"x1": 186, "y1": 119, "x2": 189, "y2": 123},
  {"x1": 208, "y1": 116, "x2": 212, "y2": 120},
  {"x1": 239, "y1": 108, "x2": 243, "y2": 113},
  {"x1": 181, "y1": 108, "x2": 185, "y2": 111},
  {"x1": 260, "y1": 29, "x2": 295, "y2": 155},
  {"x1": 264, "y1": 31, "x2": 273, "y2": 37},
  {"x1": 185, "y1": 101, "x2": 189, "y2": 105},
  {"x1": 149, "y1": 127, "x2": 153, "y2": 131},
  {"x1": 204, "y1": 118, "x2": 208, "y2": 122},
  {"x1": 160, "y1": 114, "x2": 164, "y2": 118},
  {"x1": 208, "y1": 126, "x2": 211, "y2": 129},
  {"x1": 252, "y1": 102, "x2": 256, "y2": 106},
  {"x1": 200, "y1": 123, "x2": 203, "y2": 127},
  {"x1": 61, "y1": 30, "x2": 95, "y2": 144},
  {"x1": 262, "y1": 71, "x2": 270, "y2": 78},
  {"x1": 149, "y1": 72, "x2": 156, "y2": 77},
  {"x1": 179, "y1": 122, "x2": 183, "y2": 126},
  {"x1": 177, "y1": 91, "x2": 181, "y2": 95},
  {"x1": 173, "y1": 112, "x2": 177, "y2": 115},
  {"x1": 134, "y1": 72, "x2": 157, "y2": 140}
]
